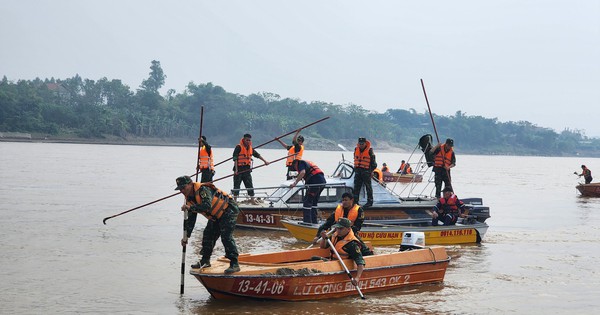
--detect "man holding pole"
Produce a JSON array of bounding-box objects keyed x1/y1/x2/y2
[
  {"x1": 197, "y1": 136, "x2": 215, "y2": 182},
  {"x1": 232, "y1": 133, "x2": 269, "y2": 204},
  {"x1": 290, "y1": 159, "x2": 326, "y2": 224},
  {"x1": 176, "y1": 175, "x2": 241, "y2": 274},
  {"x1": 319, "y1": 218, "x2": 366, "y2": 288},
  {"x1": 432, "y1": 138, "x2": 456, "y2": 198},
  {"x1": 277, "y1": 129, "x2": 305, "y2": 180}
]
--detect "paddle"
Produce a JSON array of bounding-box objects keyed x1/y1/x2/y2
[
  {"x1": 102, "y1": 154, "x2": 293, "y2": 224},
  {"x1": 326, "y1": 237, "x2": 366, "y2": 299}
]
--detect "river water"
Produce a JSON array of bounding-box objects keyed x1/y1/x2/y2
[{"x1": 1, "y1": 142, "x2": 599, "y2": 314}]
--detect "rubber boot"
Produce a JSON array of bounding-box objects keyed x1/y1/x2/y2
[{"x1": 224, "y1": 259, "x2": 240, "y2": 274}]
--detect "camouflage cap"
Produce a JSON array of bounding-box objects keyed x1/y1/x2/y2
[
  {"x1": 175, "y1": 175, "x2": 192, "y2": 190},
  {"x1": 333, "y1": 217, "x2": 352, "y2": 229}
]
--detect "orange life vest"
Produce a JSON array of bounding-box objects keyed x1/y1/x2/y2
[
  {"x1": 373, "y1": 168, "x2": 383, "y2": 181},
  {"x1": 434, "y1": 144, "x2": 453, "y2": 168},
  {"x1": 300, "y1": 160, "x2": 323, "y2": 180},
  {"x1": 286, "y1": 145, "x2": 304, "y2": 166},
  {"x1": 236, "y1": 138, "x2": 253, "y2": 167},
  {"x1": 198, "y1": 146, "x2": 214, "y2": 170},
  {"x1": 405, "y1": 167, "x2": 412, "y2": 174},
  {"x1": 188, "y1": 182, "x2": 232, "y2": 220},
  {"x1": 334, "y1": 204, "x2": 360, "y2": 224},
  {"x1": 381, "y1": 166, "x2": 389, "y2": 173},
  {"x1": 354, "y1": 140, "x2": 372, "y2": 169},
  {"x1": 331, "y1": 229, "x2": 361, "y2": 259},
  {"x1": 398, "y1": 162, "x2": 406, "y2": 173},
  {"x1": 437, "y1": 194, "x2": 461, "y2": 215}
]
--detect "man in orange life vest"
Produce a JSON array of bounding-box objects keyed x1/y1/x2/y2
[
  {"x1": 232, "y1": 133, "x2": 269, "y2": 204},
  {"x1": 354, "y1": 137, "x2": 377, "y2": 208},
  {"x1": 396, "y1": 160, "x2": 406, "y2": 174},
  {"x1": 176, "y1": 175, "x2": 241, "y2": 274},
  {"x1": 432, "y1": 138, "x2": 456, "y2": 198},
  {"x1": 432, "y1": 186, "x2": 467, "y2": 226},
  {"x1": 290, "y1": 159, "x2": 326, "y2": 223},
  {"x1": 197, "y1": 136, "x2": 215, "y2": 183},
  {"x1": 276, "y1": 130, "x2": 304, "y2": 180},
  {"x1": 319, "y1": 217, "x2": 367, "y2": 287},
  {"x1": 381, "y1": 163, "x2": 390, "y2": 173},
  {"x1": 313, "y1": 192, "x2": 365, "y2": 243}
]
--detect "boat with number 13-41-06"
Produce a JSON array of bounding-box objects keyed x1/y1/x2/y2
[{"x1": 190, "y1": 244, "x2": 449, "y2": 300}]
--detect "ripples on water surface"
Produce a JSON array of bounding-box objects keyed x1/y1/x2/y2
[{"x1": 1, "y1": 142, "x2": 599, "y2": 314}]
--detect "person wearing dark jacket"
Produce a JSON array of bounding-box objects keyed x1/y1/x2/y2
[
  {"x1": 576, "y1": 165, "x2": 593, "y2": 184},
  {"x1": 232, "y1": 133, "x2": 269, "y2": 204},
  {"x1": 290, "y1": 159, "x2": 326, "y2": 223},
  {"x1": 432, "y1": 187, "x2": 466, "y2": 226}
]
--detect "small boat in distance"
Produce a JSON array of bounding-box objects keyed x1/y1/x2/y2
[
  {"x1": 382, "y1": 171, "x2": 423, "y2": 183},
  {"x1": 190, "y1": 244, "x2": 450, "y2": 300},
  {"x1": 576, "y1": 183, "x2": 600, "y2": 197}
]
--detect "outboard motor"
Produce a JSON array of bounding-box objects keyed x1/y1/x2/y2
[
  {"x1": 418, "y1": 134, "x2": 435, "y2": 167},
  {"x1": 399, "y1": 232, "x2": 425, "y2": 251}
]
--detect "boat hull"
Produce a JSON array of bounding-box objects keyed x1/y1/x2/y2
[
  {"x1": 191, "y1": 246, "x2": 449, "y2": 301},
  {"x1": 281, "y1": 218, "x2": 488, "y2": 245},
  {"x1": 576, "y1": 183, "x2": 600, "y2": 197}
]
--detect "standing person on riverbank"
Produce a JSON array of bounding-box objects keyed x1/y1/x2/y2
[
  {"x1": 197, "y1": 136, "x2": 214, "y2": 182},
  {"x1": 290, "y1": 159, "x2": 326, "y2": 224},
  {"x1": 232, "y1": 133, "x2": 269, "y2": 204},
  {"x1": 432, "y1": 138, "x2": 456, "y2": 198},
  {"x1": 276, "y1": 130, "x2": 304, "y2": 180},
  {"x1": 575, "y1": 165, "x2": 593, "y2": 184},
  {"x1": 176, "y1": 175, "x2": 241, "y2": 274},
  {"x1": 353, "y1": 137, "x2": 376, "y2": 208}
]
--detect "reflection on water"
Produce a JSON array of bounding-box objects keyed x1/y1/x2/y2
[{"x1": 1, "y1": 142, "x2": 599, "y2": 314}]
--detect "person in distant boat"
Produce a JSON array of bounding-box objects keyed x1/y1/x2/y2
[
  {"x1": 432, "y1": 138, "x2": 456, "y2": 198},
  {"x1": 381, "y1": 163, "x2": 390, "y2": 173},
  {"x1": 575, "y1": 165, "x2": 593, "y2": 184},
  {"x1": 176, "y1": 175, "x2": 241, "y2": 274},
  {"x1": 276, "y1": 130, "x2": 304, "y2": 180},
  {"x1": 396, "y1": 160, "x2": 406, "y2": 174},
  {"x1": 404, "y1": 163, "x2": 413, "y2": 174},
  {"x1": 290, "y1": 159, "x2": 327, "y2": 224},
  {"x1": 197, "y1": 136, "x2": 215, "y2": 183},
  {"x1": 232, "y1": 133, "x2": 269, "y2": 204},
  {"x1": 319, "y1": 218, "x2": 368, "y2": 286},
  {"x1": 432, "y1": 186, "x2": 467, "y2": 226},
  {"x1": 353, "y1": 137, "x2": 377, "y2": 208}
]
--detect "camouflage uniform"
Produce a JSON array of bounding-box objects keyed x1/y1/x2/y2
[{"x1": 182, "y1": 180, "x2": 240, "y2": 271}]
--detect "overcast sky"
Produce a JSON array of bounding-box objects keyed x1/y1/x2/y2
[{"x1": 2, "y1": 1, "x2": 599, "y2": 136}]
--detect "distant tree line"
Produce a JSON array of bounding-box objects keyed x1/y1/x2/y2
[{"x1": 1, "y1": 60, "x2": 599, "y2": 156}]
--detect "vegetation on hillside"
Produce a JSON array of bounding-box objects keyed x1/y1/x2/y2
[{"x1": 1, "y1": 60, "x2": 598, "y2": 156}]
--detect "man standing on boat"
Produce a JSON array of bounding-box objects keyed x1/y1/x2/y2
[
  {"x1": 432, "y1": 138, "x2": 456, "y2": 198},
  {"x1": 353, "y1": 137, "x2": 377, "y2": 208},
  {"x1": 290, "y1": 159, "x2": 326, "y2": 224},
  {"x1": 432, "y1": 187, "x2": 467, "y2": 226},
  {"x1": 176, "y1": 175, "x2": 241, "y2": 274},
  {"x1": 575, "y1": 165, "x2": 593, "y2": 184},
  {"x1": 319, "y1": 218, "x2": 366, "y2": 287},
  {"x1": 232, "y1": 133, "x2": 269, "y2": 204},
  {"x1": 276, "y1": 130, "x2": 304, "y2": 180},
  {"x1": 197, "y1": 136, "x2": 215, "y2": 182}
]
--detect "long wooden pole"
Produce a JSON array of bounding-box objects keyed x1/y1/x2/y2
[
  {"x1": 206, "y1": 116, "x2": 330, "y2": 170},
  {"x1": 102, "y1": 154, "x2": 292, "y2": 225},
  {"x1": 194, "y1": 106, "x2": 205, "y2": 182},
  {"x1": 326, "y1": 237, "x2": 366, "y2": 299},
  {"x1": 420, "y1": 79, "x2": 440, "y2": 144}
]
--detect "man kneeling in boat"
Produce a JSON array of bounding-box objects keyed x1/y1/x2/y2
[
  {"x1": 319, "y1": 218, "x2": 369, "y2": 287},
  {"x1": 176, "y1": 175, "x2": 241, "y2": 274},
  {"x1": 432, "y1": 186, "x2": 467, "y2": 226}
]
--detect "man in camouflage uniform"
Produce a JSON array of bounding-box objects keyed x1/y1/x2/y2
[{"x1": 176, "y1": 175, "x2": 240, "y2": 274}]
